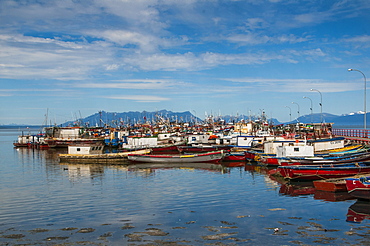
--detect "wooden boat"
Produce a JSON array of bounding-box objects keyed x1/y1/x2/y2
[
  {"x1": 278, "y1": 162, "x2": 370, "y2": 181},
  {"x1": 127, "y1": 150, "x2": 225, "y2": 163},
  {"x1": 281, "y1": 152, "x2": 370, "y2": 166},
  {"x1": 223, "y1": 151, "x2": 247, "y2": 161},
  {"x1": 59, "y1": 149, "x2": 151, "y2": 164},
  {"x1": 245, "y1": 149, "x2": 263, "y2": 161},
  {"x1": 257, "y1": 154, "x2": 280, "y2": 165},
  {"x1": 313, "y1": 178, "x2": 347, "y2": 192},
  {"x1": 177, "y1": 145, "x2": 231, "y2": 153},
  {"x1": 346, "y1": 176, "x2": 370, "y2": 200},
  {"x1": 315, "y1": 144, "x2": 363, "y2": 155}
]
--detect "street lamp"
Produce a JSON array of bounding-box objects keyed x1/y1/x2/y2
[
  {"x1": 285, "y1": 106, "x2": 292, "y2": 122},
  {"x1": 348, "y1": 68, "x2": 367, "y2": 130},
  {"x1": 292, "y1": 102, "x2": 300, "y2": 122},
  {"x1": 310, "y1": 89, "x2": 323, "y2": 123},
  {"x1": 303, "y1": 96, "x2": 313, "y2": 124}
]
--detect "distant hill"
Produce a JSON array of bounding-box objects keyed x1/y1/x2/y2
[
  {"x1": 59, "y1": 110, "x2": 281, "y2": 127},
  {"x1": 60, "y1": 110, "x2": 199, "y2": 127},
  {"x1": 294, "y1": 112, "x2": 369, "y2": 128},
  {"x1": 57, "y1": 110, "x2": 369, "y2": 128},
  {"x1": 2, "y1": 110, "x2": 368, "y2": 128}
]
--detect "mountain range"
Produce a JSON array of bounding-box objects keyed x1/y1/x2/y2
[
  {"x1": 1, "y1": 110, "x2": 367, "y2": 128},
  {"x1": 59, "y1": 110, "x2": 368, "y2": 128}
]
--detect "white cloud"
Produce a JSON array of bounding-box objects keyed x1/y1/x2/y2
[
  {"x1": 343, "y1": 35, "x2": 370, "y2": 43},
  {"x1": 86, "y1": 29, "x2": 168, "y2": 53},
  {"x1": 122, "y1": 51, "x2": 295, "y2": 71},
  {"x1": 222, "y1": 77, "x2": 360, "y2": 93},
  {"x1": 105, "y1": 95, "x2": 170, "y2": 102},
  {"x1": 0, "y1": 34, "x2": 112, "y2": 80},
  {"x1": 245, "y1": 18, "x2": 268, "y2": 30},
  {"x1": 226, "y1": 33, "x2": 309, "y2": 45},
  {"x1": 75, "y1": 79, "x2": 178, "y2": 90}
]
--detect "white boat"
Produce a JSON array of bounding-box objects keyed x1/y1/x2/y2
[{"x1": 127, "y1": 150, "x2": 225, "y2": 163}]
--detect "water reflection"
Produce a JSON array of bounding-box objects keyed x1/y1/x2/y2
[
  {"x1": 126, "y1": 162, "x2": 227, "y2": 173},
  {"x1": 314, "y1": 190, "x2": 355, "y2": 202},
  {"x1": 13, "y1": 145, "x2": 362, "y2": 206},
  {"x1": 244, "y1": 163, "x2": 272, "y2": 175},
  {"x1": 221, "y1": 161, "x2": 245, "y2": 167},
  {"x1": 15, "y1": 146, "x2": 66, "y2": 162},
  {"x1": 3, "y1": 131, "x2": 370, "y2": 245},
  {"x1": 347, "y1": 200, "x2": 370, "y2": 223},
  {"x1": 279, "y1": 182, "x2": 316, "y2": 197},
  {"x1": 65, "y1": 164, "x2": 106, "y2": 183}
]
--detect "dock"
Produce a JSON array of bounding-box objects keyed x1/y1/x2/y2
[{"x1": 333, "y1": 128, "x2": 370, "y2": 145}]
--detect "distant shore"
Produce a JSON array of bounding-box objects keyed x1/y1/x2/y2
[{"x1": 0, "y1": 124, "x2": 365, "y2": 129}]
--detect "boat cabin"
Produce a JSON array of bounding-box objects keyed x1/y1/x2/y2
[
  {"x1": 308, "y1": 137, "x2": 345, "y2": 152},
  {"x1": 186, "y1": 134, "x2": 210, "y2": 145},
  {"x1": 264, "y1": 139, "x2": 307, "y2": 154},
  {"x1": 68, "y1": 145, "x2": 104, "y2": 155},
  {"x1": 122, "y1": 136, "x2": 158, "y2": 148},
  {"x1": 276, "y1": 145, "x2": 314, "y2": 158}
]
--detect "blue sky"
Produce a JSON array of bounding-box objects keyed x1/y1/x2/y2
[{"x1": 1, "y1": 0, "x2": 369, "y2": 125}]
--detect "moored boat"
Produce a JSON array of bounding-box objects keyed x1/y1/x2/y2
[
  {"x1": 177, "y1": 145, "x2": 231, "y2": 153},
  {"x1": 278, "y1": 162, "x2": 370, "y2": 181},
  {"x1": 223, "y1": 151, "x2": 247, "y2": 162},
  {"x1": 59, "y1": 148, "x2": 151, "y2": 164},
  {"x1": 346, "y1": 176, "x2": 370, "y2": 200},
  {"x1": 127, "y1": 150, "x2": 225, "y2": 163},
  {"x1": 281, "y1": 151, "x2": 370, "y2": 166}
]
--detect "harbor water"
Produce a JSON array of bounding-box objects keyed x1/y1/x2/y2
[{"x1": 0, "y1": 127, "x2": 369, "y2": 245}]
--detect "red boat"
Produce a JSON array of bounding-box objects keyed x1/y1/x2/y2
[
  {"x1": 258, "y1": 155, "x2": 280, "y2": 165},
  {"x1": 223, "y1": 151, "x2": 247, "y2": 161},
  {"x1": 280, "y1": 152, "x2": 370, "y2": 167},
  {"x1": 177, "y1": 145, "x2": 231, "y2": 153},
  {"x1": 150, "y1": 144, "x2": 182, "y2": 154},
  {"x1": 346, "y1": 176, "x2": 370, "y2": 200},
  {"x1": 278, "y1": 162, "x2": 370, "y2": 181}
]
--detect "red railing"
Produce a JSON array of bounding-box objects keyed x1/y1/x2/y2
[{"x1": 332, "y1": 128, "x2": 370, "y2": 139}]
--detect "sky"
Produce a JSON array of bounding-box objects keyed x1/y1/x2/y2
[{"x1": 1, "y1": 0, "x2": 370, "y2": 125}]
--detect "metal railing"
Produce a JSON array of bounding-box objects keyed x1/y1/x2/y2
[{"x1": 332, "y1": 128, "x2": 370, "y2": 139}]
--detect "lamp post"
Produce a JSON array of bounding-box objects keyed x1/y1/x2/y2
[
  {"x1": 292, "y1": 102, "x2": 300, "y2": 122},
  {"x1": 285, "y1": 106, "x2": 292, "y2": 122},
  {"x1": 348, "y1": 68, "x2": 367, "y2": 130},
  {"x1": 310, "y1": 89, "x2": 323, "y2": 124},
  {"x1": 303, "y1": 96, "x2": 313, "y2": 124}
]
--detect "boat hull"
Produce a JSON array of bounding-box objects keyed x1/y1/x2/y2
[
  {"x1": 346, "y1": 177, "x2": 370, "y2": 200},
  {"x1": 223, "y1": 152, "x2": 246, "y2": 161},
  {"x1": 128, "y1": 151, "x2": 224, "y2": 163},
  {"x1": 278, "y1": 162, "x2": 370, "y2": 181},
  {"x1": 177, "y1": 145, "x2": 231, "y2": 153},
  {"x1": 59, "y1": 149, "x2": 151, "y2": 164}
]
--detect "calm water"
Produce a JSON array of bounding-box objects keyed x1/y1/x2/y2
[{"x1": 1, "y1": 128, "x2": 369, "y2": 245}]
